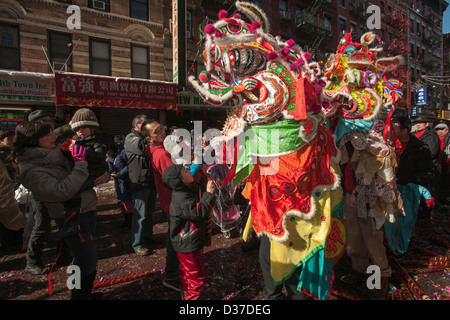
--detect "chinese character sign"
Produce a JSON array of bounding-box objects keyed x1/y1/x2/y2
[
  {"x1": 415, "y1": 87, "x2": 427, "y2": 107},
  {"x1": 55, "y1": 72, "x2": 176, "y2": 110}
]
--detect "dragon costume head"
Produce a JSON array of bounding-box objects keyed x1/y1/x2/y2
[
  {"x1": 189, "y1": 1, "x2": 329, "y2": 140},
  {"x1": 322, "y1": 31, "x2": 404, "y2": 121}
]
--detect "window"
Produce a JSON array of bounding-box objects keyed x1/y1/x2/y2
[
  {"x1": 339, "y1": 18, "x2": 346, "y2": 35},
  {"x1": 0, "y1": 24, "x2": 20, "y2": 70},
  {"x1": 350, "y1": 22, "x2": 357, "y2": 35},
  {"x1": 90, "y1": 38, "x2": 111, "y2": 76},
  {"x1": 88, "y1": 0, "x2": 110, "y2": 12},
  {"x1": 324, "y1": 16, "x2": 331, "y2": 33},
  {"x1": 48, "y1": 31, "x2": 72, "y2": 72},
  {"x1": 131, "y1": 45, "x2": 149, "y2": 79},
  {"x1": 349, "y1": 0, "x2": 355, "y2": 11},
  {"x1": 296, "y1": 5, "x2": 303, "y2": 23},
  {"x1": 339, "y1": 0, "x2": 345, "y2": 8},
  {"x1": 186, "y1": 10, "x2": 192, "y2": 39},
  {"x1": 130, "y1": 0, "x2": 148, "y2": 20},
  {"x1": 254, "y1": 0, "x2": 263, "y2": 7},
  {"x1": 279, "y1": 0, "x2": 290, "y2": 20}
]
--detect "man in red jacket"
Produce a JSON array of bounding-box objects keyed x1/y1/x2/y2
[{"x1": 141, "y1": 119, "x2": 180, "y2": 292}]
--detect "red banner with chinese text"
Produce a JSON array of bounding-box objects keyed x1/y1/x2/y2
[{"x1": 55, "y1": 72, "x2": 177, "y2": 110}]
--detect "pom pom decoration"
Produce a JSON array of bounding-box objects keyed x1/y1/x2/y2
[
  {"x1": 297, "y1": 58, "x2": 305, "y2": 66},
  {"x1": 363, "y1": 70, "x2": 377, "y2": 88},
  {"x1": 199, "y1": 71, "x2": 211, "y2": 83},
  {"x1": 281, "y1": 47, "x2": 291, "y2": 56},
  {"x1": 204, "y1": 24, "x2": 216, "y2": 35},
  {"x1": 268, "y1": 52, "x2": 278, "y2": 61},
  {"x1": 233, "y1": 13, "x2": 241, "y2": 19},
  {"x1": 251, "y1": 21, "x2": 261, "y2": 30},
  {"x1": 286, "y1": 39, "x2": 296, "y2": 47},
  {"x1": 314, "y1": 83, "x2": 323, "y2": 95},
  {"x1": 289, "y1": 62, "x2": 299, "y2": 71},
  {"x1": 304, "y1": 52, "x2": 312, "y2": 62},
  {"x1": 311, "y1": 103, "x2": 322, "y2": 113},
  {"x1": 218, "y1": 10, "x2": 228, "y2": 19}
]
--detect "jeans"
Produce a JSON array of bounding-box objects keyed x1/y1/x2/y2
[
  {"x1": 131, "y1": 188, "x2": 157, "y2": 249},
  {"x1": 26, "y1": 201, "x2": 51, "y2": 267},
  {"x1": 55, "y1": 210, "x2": 98, "y2": 278}
]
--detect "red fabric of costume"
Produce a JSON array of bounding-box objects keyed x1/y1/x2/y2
[{"x1": 247, "y1": 126, "x2": 338, "y2": 240}]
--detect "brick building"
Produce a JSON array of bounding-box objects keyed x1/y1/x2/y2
[{"x1": 0, "y1": 0, "x2": 174, "y2": 134}]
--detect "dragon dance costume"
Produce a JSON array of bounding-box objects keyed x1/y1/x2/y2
[{"x1": 188, "y1": 1, "x2": 418, "y2": 299}]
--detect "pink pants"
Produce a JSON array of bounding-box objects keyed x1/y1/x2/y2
[{"x1": 177, "y1": 249, "x2": 205, "y2": 300}]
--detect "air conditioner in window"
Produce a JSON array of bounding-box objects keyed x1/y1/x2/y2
[
  {"x1": 186, "y1": 30, "x2": 191, "y2": 39},
  {"x1": 92, "y1": 0, "x2": 106, "y2": 10},
  {"x1": 280, "y1": 10, "x2": 291, "y2": 21},
  {"x1": 52, "y1": 62, "x2": 67, "y2": 72}
]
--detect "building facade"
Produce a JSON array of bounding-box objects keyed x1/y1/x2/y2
[{"x1": 0, "y1": 0, "x2": 173, "y2": 134}]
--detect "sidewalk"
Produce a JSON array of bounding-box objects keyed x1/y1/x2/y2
[{"x1": 0, "y1": 183, "x2": 448, "y2": 300}]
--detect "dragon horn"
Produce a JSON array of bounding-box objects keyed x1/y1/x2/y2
[{"x1": 235, "y1": 1, "x2": 270, "y2": 33}]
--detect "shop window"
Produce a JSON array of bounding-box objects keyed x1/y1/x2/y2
[
  {"x1": 0, "y1": 24, "x2": 20, "y2": 70},
  {"x1": 130, "y1": 0, "x2": 148, "y2": 20},
  {"x1": 90, "y1": 38, "x2": 111, "y2": 76},
  {"x1": 131, "y1": 45, "x2": 149, "y2": 79},
  {"x1": 48, "y1": 31, "x2": 72, "y2": 72}
]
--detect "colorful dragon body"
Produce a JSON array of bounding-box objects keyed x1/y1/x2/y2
[{"x1": 189, "y1": 1, "x2": 405, "y2": 299}]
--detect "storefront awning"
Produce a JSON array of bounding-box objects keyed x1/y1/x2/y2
[
  {"x1": 55, "y1": 72, "x2": 177, "y2": 110},
  {"x1": 0, "y1": 70, "x2": 54, "y2": 105}
]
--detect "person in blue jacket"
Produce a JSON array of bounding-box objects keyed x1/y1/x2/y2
[{"x1": 108, "y1": 141, "x2": 133, "y2": 228}]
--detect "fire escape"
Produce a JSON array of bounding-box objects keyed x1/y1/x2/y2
[{"x1": 296, "y1": 0, "x2": 329, "y2": 58}]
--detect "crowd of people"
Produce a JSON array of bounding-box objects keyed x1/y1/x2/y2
[{"x1": 0, "y1": 107, "x2": 449, "y2": 300}]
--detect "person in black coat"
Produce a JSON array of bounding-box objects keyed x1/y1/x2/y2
[
  {"x1": 162, "y1": 163, "x2": 216, "y2": 300},
  {"x1": 392, "y1": 116, "x2": 436, "y2": 218}
]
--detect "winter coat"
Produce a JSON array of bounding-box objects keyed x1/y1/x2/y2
[
  {"x1": 108, "y1": 149, "x2": 132, "y2": 202},
  {"x1": 0, "y1": 144, "x2": 19, "y2": 189},
  {"x1": 0, "y1": 161, "x2": 26, "y2": 231},
  {"x1": 74, "y1": 132, "x2": 109, "y2": 179},
  {"x1": 124, "y1": 129, "x2": 155, "y2": 190},
  {"x1": 17, "y1": 147, "x2": 90, "y2": 218},
  {"x1": 396, "y1": 134, "x2": 438, "y2": 197},
  {"x1": 145, "y1": 142, "x2": 174, "y2": 215},
  {"x1": 415, "y1": 126, "x2": 441, "y2": 164},
  {"x1": 162, "y1": 164, "x2": 214, "y2": 254}
]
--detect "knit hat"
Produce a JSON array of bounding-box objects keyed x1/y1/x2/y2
[
  {"x1": 28, "y1": 110, "x2": 53, "y2": 122},
  {"x1": 70, "y1": 108, "x2": 99, "y2": 131}
]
